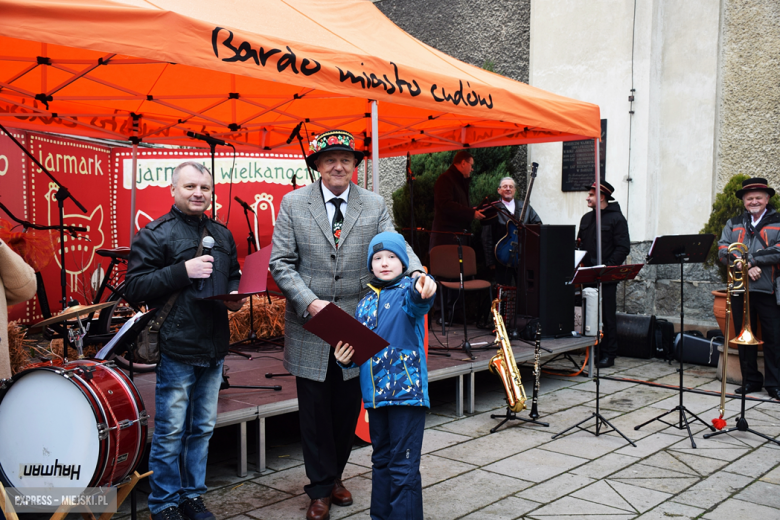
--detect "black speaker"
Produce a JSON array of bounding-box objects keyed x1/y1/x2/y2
[{"x1": 516, "y1": 225, "x2": 575, "y2": 338}]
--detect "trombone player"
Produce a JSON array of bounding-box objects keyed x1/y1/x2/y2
[{"x1": 718, "y1": 177, "x2": 780, "y2": 400}]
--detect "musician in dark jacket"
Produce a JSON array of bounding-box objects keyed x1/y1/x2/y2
[
  {"x1": 429, "y1": 151, "x2": 485, "y2": 250},
  {"x1": 718, "y1": 177, "x2": 780, "y2": 400},
  {"x1": 577, "y1": 180, "x2": 630, "y2": 368},
  {"x1": 125, "y1": 161, "x2": 243, "y2": 520},
  {"x1": 481, "y1": 176, "x2": 542, "y2": 285}
]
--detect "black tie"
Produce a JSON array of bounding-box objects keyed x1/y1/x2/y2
[{"x1": 331, "y1": 198, "x2": 344, "y2": 246}]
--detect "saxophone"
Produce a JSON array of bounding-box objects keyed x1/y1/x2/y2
[{"x1": 489, "y1": 298, "x2": 527, "y2": 413}]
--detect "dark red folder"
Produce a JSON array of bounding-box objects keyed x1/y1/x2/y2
[
  {"x1": 202, "y1": 246, "x2": 272, "y2": 301},
  {"x1": 303, "y1": 303, "x2": 390, "y2": 366}
]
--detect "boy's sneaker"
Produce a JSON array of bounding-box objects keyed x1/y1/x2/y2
[
  {"x1": 179, "y1": 496, "x2": 216, "y2": 520},
  {"x1": 151, "y1": 506, "x2": 187, "y2": 520}
]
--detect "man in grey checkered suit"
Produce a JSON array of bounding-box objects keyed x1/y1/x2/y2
[{"x1": 269, "y1": 129, "x2": 423, "y2": 520}]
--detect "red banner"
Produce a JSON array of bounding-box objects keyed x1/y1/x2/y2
[
  {"x1": 24, "y1": 133, "x2": 113, "y2": 322},
  {"x1": 1, "y1": 128, "x2": 33, "y2": 323}
]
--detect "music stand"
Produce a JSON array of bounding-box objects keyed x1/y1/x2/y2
[
  {"x1": 552, "y1": 264, "x2": 643, "y2": 446},
  {"x1": 634, "y1": 234, "x2": 716, "y2": 447}
]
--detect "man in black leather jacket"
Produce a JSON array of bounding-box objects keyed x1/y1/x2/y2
[
  {"x1": 125, "y1": 161, "x2": 243, "y2": 520},
  {"x1": 577, "y1": 180, "x2": 630, "y2": 368}
]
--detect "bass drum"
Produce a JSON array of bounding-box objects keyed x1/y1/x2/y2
[{"x1": 0, "y1": 360, "x2": 148, "y2": 493}]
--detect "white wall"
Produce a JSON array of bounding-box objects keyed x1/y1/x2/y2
[{"x1": 528, "y1": 0, "x2": 721, "y2": 242}]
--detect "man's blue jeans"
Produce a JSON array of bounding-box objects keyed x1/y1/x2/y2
[
  {"x1": 367, "y1": 406, "x2": 426, "y2": 520},
  {"x1": 147, "y1": 354, "x2": 223, "y2": 514}
]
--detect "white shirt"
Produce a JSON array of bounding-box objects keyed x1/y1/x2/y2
[
  {"x1": 322, "y1": 183, "x2": 350, "y2": 225},
  {"x1": 501, "y1": 198, "x2": 516, "y2": 215},
  {"x1": 751, "y1": 208, "x2": 767, "y2": 226}
]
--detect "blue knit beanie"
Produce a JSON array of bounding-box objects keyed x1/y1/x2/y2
[{"x1": 367, "y1": 232, "x2": 409, "y2": 273}]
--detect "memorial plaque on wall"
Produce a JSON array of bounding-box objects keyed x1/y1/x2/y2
[{"x1": 561, "y1": 119, "x2": 607, "y2": 192}]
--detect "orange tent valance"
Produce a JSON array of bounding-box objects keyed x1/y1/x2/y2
[{"x1": 0, "y1": 0, "x2": 600, "y2": 156}]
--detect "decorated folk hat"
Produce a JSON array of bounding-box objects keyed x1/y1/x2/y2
[
  {"x1": 590, "y1": 180, "x2": 615, "y2": 201},
  {"x1": 306, "y1": 130, "x2": 364, "y2": 170},
  {"x1": 735, "y1": 177, "x2": 776, "y2": 199}
]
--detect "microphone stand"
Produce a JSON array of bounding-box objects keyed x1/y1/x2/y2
[
  {"x1": 186, "y1": 132, "x2": 229, "y2": 220},
  {"x1": 0, "y1": 123, "x2": 89, "y2": 362}
]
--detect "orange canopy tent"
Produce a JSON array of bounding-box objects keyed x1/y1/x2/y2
[{"x1": 0, "y1": 0, "x2": 600, "y2": 158}]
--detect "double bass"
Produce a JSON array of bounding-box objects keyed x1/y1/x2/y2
[{"x1": 494, "y1": 162, "x2": 538, "y2": 268}]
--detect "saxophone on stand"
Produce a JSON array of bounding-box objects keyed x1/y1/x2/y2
[
  {"x1": 488, "y1": 299, "x2": 550, "y2": 431},
  {"x1": 489, "y1": 299, "x2": 527, "y2": 413}
]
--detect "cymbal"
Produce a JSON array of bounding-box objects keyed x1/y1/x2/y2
[{"x1": 31, "y1": 301, "x2": 118, "y2": 329}]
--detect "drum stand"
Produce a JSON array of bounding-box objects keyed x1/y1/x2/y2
[{"x1": 0, "y1": 471, "x2": 152, "y2": 520}]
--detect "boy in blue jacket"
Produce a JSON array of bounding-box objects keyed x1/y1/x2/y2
[{"x1": 334, "y1": 231, "x2": 436, "y2": 520}]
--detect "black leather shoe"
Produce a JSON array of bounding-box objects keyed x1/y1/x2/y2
[
  {"x1": 766, "y1": 387, "x2": 780, "y2": 400},
  {"x1": 596, "y1": 355, "x2": 615, "y2": 368},
  {"x1": 735, "y1": 382, "x2": 762, "y2": 395}
]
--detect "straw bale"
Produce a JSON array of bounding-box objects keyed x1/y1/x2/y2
[{"x1": 229, "y1": 295, "x2": 286, "y2": 343}]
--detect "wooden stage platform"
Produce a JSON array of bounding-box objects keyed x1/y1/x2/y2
[{"x1": 130, "y1": 324, "x2": 593, "y2": 477}]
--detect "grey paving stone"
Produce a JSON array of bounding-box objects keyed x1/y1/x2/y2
[
  {"x1": 702, "y1": 498, "x2": 780, "y2": 520},
  {"x1": 571, "y1": 479, "x2": 669, "y2": 514},
  {"x1": 620, "y1": 361, "x2": 678, "y2": 380},
  {"x1": 543, "y1": 428, "x2": 628, "y2": 459},
  {"x1": 670, "y1": 435, "x2": 751, "y2": 461},
  {"x1": 203, "y1": 481, "x2": 292, "y2": 518},
  {"x1": 247, "y1": 475, "x2": 372, "y2": 520},
  {"x1": 264, "y1": 442, "x2": 306, "y2": 472},
  {"x1": 421, "y1": 428, "x2": 471, "y2": 454},
  {"x1": 422, "y1": 469, "x2": 530, "y2": 520},
  {"x1": 425, "y1": 411, "x2": 456, "y2": 428},
  {"x1": 640, "y1": 450, "x2": 699, "y2": 475},
  {"x1": 523, "y1": 510, "x2": 635, "y2": 520},
  {"x1": 537, "y1": 374, "x2": 580, "y2": 394},
  {"x1": 602, "y1": 480, "x2": 671, "y2": 513},
  {"x1": 460, "y1": 496, "x2": 542, "y2": 519},
  {"x1": 668, "y1": 450, "x2": 730, "y2": 476},
  {"x1": 650, "y1": 391, "x2": 720, "y2": 414},
  {"x1": 432, "y1": 426, "x2": 551, "y2": 466},
  {"x1": 600, "y1": 385, "x2": 678, "y2": 413},
  {"x1": 473, "y1": 389, "x2": 512, "y2": 412},
  {"x1": 634, "y1": 500, "x2": 706, "y2": 519},
  {"x1": 526, "y1": 495, "x2": 634, "y2": 516},
  {"x1": 348, "y1": 445, "x2": 373, "y2": 469},
  {"x1": 759, "y1": 463, "x2": 780, "y2": 484},
  {"x1": 482, "y1": 447, "x2": 589, "y2": 483},
  {"x1": 614, "y1": 432, "x2": 681, "y2": 458},
  {"x1": 515, "y1": 472, "x2": 595, "y2": 503},
  {"x1": 603, "y1": 407, "x2": 673, "y2": 439},
  {"x1": 609, "y1": 462, "x2": 699, "y2": 495},
  {"x1": 735, "y1": 480, "x2": 780, "y2": 508},
  {"x1": 571, "y1": 377, "x2": 637, "y2": 395},
  {"x1": 419, "y1": 453, "x2": 479, "y2": 488},
  {"x1": 723, "y1": 446, "x2": 780, "y2": 477},
  {"x1": 673, "y1": 471, "x2": 754, "y2": 508},
  {"x1": 529, "y1": 387, "x2": 598, "y2": 413},
  {"x1": 569, "y1": 452, "x2": 641, "y2": 479},
  {"x1": 435, "y1": 409, "x2": 534, "y2": 438}
]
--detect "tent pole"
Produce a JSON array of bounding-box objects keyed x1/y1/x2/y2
[
  {"x1": 130, "y1": 142, "x2": 138, "y2": 242},
  {"x1": 371, "y1": 100, "x2": 379, "y2": 194}
]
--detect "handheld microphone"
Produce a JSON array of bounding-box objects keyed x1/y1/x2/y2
[
  {"x1": 186, "y1": 131, "x2": 227, "y2": 146},
  {"x1": 197, "y1": 236, "x2": 216, "y2": 291},
  {"x1": 234, "y1": 196, "x2": 255, "y2": 214},
  {"x1": 286, "y1": 121, "x2": 303, "y2": 144}
]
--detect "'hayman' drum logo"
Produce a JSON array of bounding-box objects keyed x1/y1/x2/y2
[{"x1": 20, "y1": 460, "x2": 81, "y2": 480}]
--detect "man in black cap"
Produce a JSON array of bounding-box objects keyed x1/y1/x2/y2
[
  {"x1": 718, "y1": 177, "x2": 780, "y2": 400},
  {"x1": 577, "y1": 180, "x2": 630, "y2": 368}
]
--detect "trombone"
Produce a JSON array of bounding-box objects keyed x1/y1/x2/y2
[{"x1": 712, "y1": 242, "x2": 763, "y2": 430}]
